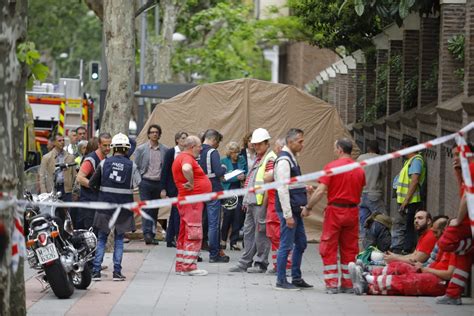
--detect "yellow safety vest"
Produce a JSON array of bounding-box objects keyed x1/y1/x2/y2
[
  {"x1": 396, "y1": 154, "x2": 426, "y2": 204},
  {"x1": 255, "y1": 150, "x2": 277, "y2": 205}
]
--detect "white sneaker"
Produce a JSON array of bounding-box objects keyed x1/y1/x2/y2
[{"x1": 180, "y1": 269, "x2": 208, "y2": 276}]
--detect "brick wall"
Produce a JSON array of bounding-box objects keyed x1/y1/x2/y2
[
  {"x1": 365, "y1": 54, "x2": 377, "y2": 118},
  {"x1": 402, "y1": 30, "x2": 420, "y2": 111},
  {"x1": 283, "y1": 42, "x2": 340, "y2": 89},
  {"x1": 438, "y1": 3, "x2": 466, "y2": 104},
  {"x1": 355, "y1": 63, "x2": 366, "y2": 122},
  {"x1": 328, "y1": 77, "x2": 336, "y2": 106},
  {"x1": 347, "y1": 69, "x2": 357, "y2": 124},
  {"x1": 375, "y1": 49, "x2": 388, "y2": 115},
  {"x1": 465, "y1": 0, "x2": 474, "y2": 96},
  {"x1": 419, "y1": 17, "x2": 440, "y2": 107},
  {"x1": 337, "y1": 74, "x2": 348, "y2": 123},
  {"x1": 387, "y1": 40, "x2": 403, "y2": 115}
]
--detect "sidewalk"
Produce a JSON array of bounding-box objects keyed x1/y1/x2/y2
[{"x1": 25, "y1": 241, "x2": 473, "y2": 315}]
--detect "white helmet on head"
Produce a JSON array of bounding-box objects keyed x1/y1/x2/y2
[
  {"x1": 111, "y1": 133, "x2": 131, "y2": 149},
  {"x1": 251, "y1": 128, "x2": 271, "y2": 144}
]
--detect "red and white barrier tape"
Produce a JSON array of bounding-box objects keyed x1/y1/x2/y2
[
  {"x1": 455, "y1": 134, "x2": 474, "y2": 237},
  {"x1": 3, "y1": 121, "x2": 474, "y2": 230}
]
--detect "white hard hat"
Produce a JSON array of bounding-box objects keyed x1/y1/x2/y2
[
  {"x1": 250, "y1": 128, "x2": 271, "y2": 144},
  {"x1": 111, "y1": 133, "x2": 131, "y2": 149}
]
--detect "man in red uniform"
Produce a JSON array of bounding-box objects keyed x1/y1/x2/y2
[
  {"x1": 349, "y1": 248, "x2": 455, "y2": 296},
  {"x1": 383, "y1": 210, "x2": 437, "y2": 265},
  {"x1": 302, "y1": 138, "x2": 365, "y2": 294},
  {"x1": 172, "y1": 135, "x2": 212, "y2": 276},
  {"x1": 436, "y1": 143, "x2": 474, "y2": 305}
]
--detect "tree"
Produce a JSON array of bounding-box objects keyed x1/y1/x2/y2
[
  {"x1": 101, "y1": 0, "x2": 136, "y2": 135},
  {"x1": 288, "y1": 0, "x2": 385, "y2": 52},
  {"x1": 27, "y1": 0, "x2": 102, "y2": 86},
  {"x1": 0, "y1": 0, "x2": 28, "y2": 314},
  {"x1": 342, "y1": 0, "x2": 440, "y2": 24},
  {"x1": 172, "y1": 2, "x2": 309, "y2": 83}
]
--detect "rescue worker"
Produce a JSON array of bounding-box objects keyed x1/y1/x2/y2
[
  {"x1": 392, "y1": 138, "x2": 427, "y2": 254},
  {"x1": 349, "y1": 216, "x2": 452, "y2": 297},
  {"x1": 134, "y1": 124, "x2": 168, "y2": 245},
  {"x1": 274, "y1": 129, "x2": 312, "y2": 290},
  {"x1": 229, "y1": 128, "x2": 274, "y2": 273},
  {"x1": 89, "y1": 133, "x2": 141, "y2": 281},
  {"x1": 302, "y1": 138, "x2": 365, "y2": 294},
  {"x1": 172, "y1": 135, "x2": 212, "y2": 276},
  {"x1": 199, "y1": 129, "x2": 229, "y2": 262},
  {"x1": 75, "y1": 132, "x2": 112, "y2": 230},
  {"x1": 383, "y1": 210, "x2": 437, "y2": 265},
  {"x1": 348, "y1": 247, "x2": 455, "y2": 296},
  {"x1": 436, "y1": 144, "x2": 474, "y2": 305},
  {"x1": 160, "y1": 131, "x2": 189, "y2": 248},
  {"x1": 266, "y1": 138, "x2": 291, "y2": 273}
]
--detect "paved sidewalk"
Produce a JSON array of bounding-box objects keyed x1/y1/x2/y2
[{"x1": 25, "y1": 241, "x2": 473, "y2": 315}]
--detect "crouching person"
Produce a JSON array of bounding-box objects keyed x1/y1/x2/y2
[{"x1": 89, "y1": 133, "x2": 141, "y2": 281}]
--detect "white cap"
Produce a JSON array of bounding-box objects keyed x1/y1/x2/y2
[
  {"x1": 111, "y1": 133, "x2": 131, "y2": 149},
  {"x1": 250, "y1": 128, "x2": 271, "y2": 144}
]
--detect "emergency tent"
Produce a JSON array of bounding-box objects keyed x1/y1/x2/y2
[{"x1": 137, "y1": 78, "x2": 358, "y2": 241}]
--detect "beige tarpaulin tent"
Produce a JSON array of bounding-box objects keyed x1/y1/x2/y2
[{"x1": 137, "y1": 78, "x2": 358, "y2": 241}]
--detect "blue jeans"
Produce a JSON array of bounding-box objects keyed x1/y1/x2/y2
[
  {"x1": 206, "y1": 199, "x2": 221, "y2": 258},
  {"x1": 93, "y1": 230, "x2": 125, "y2": 274},
  {"x1": 359, "y1": 193, "x2": 386, "y2": 238},
  {"x1": 139, "y1": 179, "x2": 161, "y2": 238},
  {"x1": 391, "y1": 202, "x2": 422, "y2": 253},
  {"x1": 166, "y1": 205, "x2": 180, "y2": 243},
  {"x1": 276, "y1": 210, "x2": 307, "y2": 284}
]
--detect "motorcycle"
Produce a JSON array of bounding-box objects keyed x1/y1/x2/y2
[{"x1": 23, "y1": 163, "x2": 97, "y2": 299}]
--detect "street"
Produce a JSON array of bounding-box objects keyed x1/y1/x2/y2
[{"x1": 25, "y1": 241, "x2": 474, "y2": 316}]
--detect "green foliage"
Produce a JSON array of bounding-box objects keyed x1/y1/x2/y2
[
  {"x1": 345, "y1": 0, "x2": 439, "y2": 25},
  {"x1": 447, "y1": 34, "x2": 465, "y2": 63},
  {"x1": 447, "y1": 34, "x2": 465, "y2": 85},
  {"x1": 288, "y1": 0, "x2": 384, "y2": 52},
  {"x1": 173, "y1": 2, "x2": 309, "y2": 83},
  {"x1": 27, "y1": 0, "x2": 102, "y2": 84},
  {"x1": 17, "y1": 42, "x2": 49, "y2": 89}
]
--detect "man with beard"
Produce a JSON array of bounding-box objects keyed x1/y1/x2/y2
[
  {"x1": 349, "y1": 215, "x2": 454, "y2": 296},
  {"x1": 384, "y1": 210, "x2": 437, "y2": 265}
]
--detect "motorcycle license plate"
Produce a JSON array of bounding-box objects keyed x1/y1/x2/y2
[{"x1": 35, "y1": 243, "x2": 59, "y2": 265}]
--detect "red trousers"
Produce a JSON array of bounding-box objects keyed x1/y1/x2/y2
[
  {"x1": 176, "y1": 202, "x2": 204, "y2": 273},
  {"x1": 371, "y1": 261, "x2": 417, "y2": 277},
  {"x1": 267, "y1": 221, "x2": 291, "y2": 269},
  {"x1": 319, "y1": 205, "x2": 359, "y2": 288},
  {"x1": 438, "y1": 218, "x2": 473, "y2": 298},
  {"x1": 369, "y1": 262, "x2": 446, "y2": 296}
]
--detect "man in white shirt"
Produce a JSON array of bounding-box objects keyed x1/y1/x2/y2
[{"x1": 273, "y1": 128, "x2": 312, "y2": 290}]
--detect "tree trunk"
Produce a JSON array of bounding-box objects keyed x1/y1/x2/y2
[
  {"x1": 101, "y1": 0, "x2": 136, "y2": 135},
  {"x1": 0, "y1": 0, "x2": 28, "y2": 315},
  {"x1": 156, "y1": 0, "x2": 182, "y2": 82}
]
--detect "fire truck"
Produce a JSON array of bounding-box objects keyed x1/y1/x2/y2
[{"x1": 25, "y1": 78, "x2": 94, "y2": 167}]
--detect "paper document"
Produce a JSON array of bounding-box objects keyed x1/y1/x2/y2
[{"x1": 224, "y1": 169, "x2": 244, "y2": 181}]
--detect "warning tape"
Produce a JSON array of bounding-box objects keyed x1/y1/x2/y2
[
  {"x1": 2, "y1": 122, "x2": 474, "y2": 228},
  {"x1": 455, "y1": 134, "x2": 474, "y2": 237}
]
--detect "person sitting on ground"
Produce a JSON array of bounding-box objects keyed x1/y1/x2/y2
[
  {"x1": 349, "y1": 216, "x2": 453, "y2": 296},
  {"x1": 384, "y1": 210, "x2": 436, "y2": 265},
  {"x1": 362, "y1": 211, "x2": 392, "y2": 252}
]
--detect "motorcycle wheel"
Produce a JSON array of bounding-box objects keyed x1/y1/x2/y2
[
  {"x1": 72, "y1": 263, "x2": 92, "y2": 289},
  {"x1": 44, "y1": 260, "x2": 74, "y2": 299}
]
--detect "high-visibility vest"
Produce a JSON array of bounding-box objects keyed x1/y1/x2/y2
[
  {"x1": 396, "y1": 154, "x2": 426, "y2": 204},
  {"x1": 255, "y1": 150, "x2": 276, "y2": 205}
]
